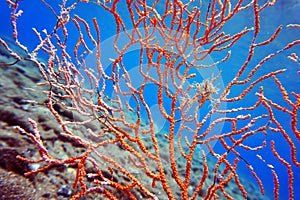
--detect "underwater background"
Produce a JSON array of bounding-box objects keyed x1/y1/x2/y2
[{"x1": 0, "y1": 0, "x2": 300, "y2": 199}]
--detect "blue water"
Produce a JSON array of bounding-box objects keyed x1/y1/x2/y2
[{"x1": 1, "y1": 0, "x2": 299, "y2": 199}]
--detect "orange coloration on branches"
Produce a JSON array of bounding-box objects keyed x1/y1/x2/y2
[{"x1": 1, "y1": 0, "x2": 300, "y2": 199}]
